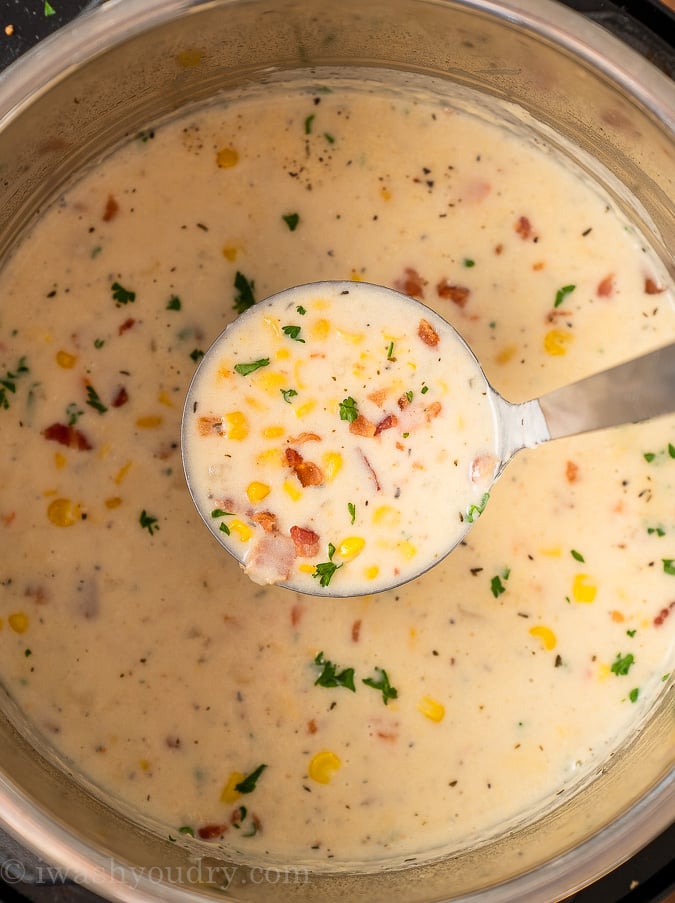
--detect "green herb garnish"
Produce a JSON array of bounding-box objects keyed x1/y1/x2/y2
[
  {"x1": 490, "y1": 575, "x2": 507, "y2": 598},
  {"x1": 669, "y1": 443, "x2": 675, "y2": 458},
  {"x1": 314, "y1": 652, "x2": 356, "y2": 692},
  {"x1": 296, "y1": 305, "x2": 306, "y2": 315},
  {"x1": 211, "y1": 508, "x2": 233, "y2": 518},
  {"x1": 421, "y1": 384, "x2": 429, "y2": 395},
  {"x1": 178, "y1": 826, "x2": 194, "y2": 837},
  {"x1": 233, "y1": 271, "x2": 256, "y2": 313},
  {"x1": 362, "y1": 667, "x2": 398, "y2": 705},
  {"x1": 647, "y1": 526, "x2": 666, "y2": 537},
  {"x1": 628, "y1": 687, "x2": 639, "y2": 703},
  {"x1": 234, "y1": 358, "x2": 270, "y2": 376},
  {"x1": 626, "y1": 629, "x2": 637, "y2": 638},
  {"x1": 466, "y1": 491, "x2": 490, "y2": 524},
  {"x1": 282, "y1": 213, "x2": 300, "y2": 231},
  {"x1": 313, "y1": 542, "x2": 343, "y2": 587},
  {"x1": 281, "y1": 388, "x2": 298, "y2": 403},
  {"x1": 166, "y1": 295, "x2": 182, "y2": 311},
  {"x1": 66, "y1": 402, "x2": 83, "y2": 426},
  {"x1": 85, "y1": 385, "x2": 107, "y2": 414},
  {"x1": 610, "y1": 652, "x2": 635, "y2": 676},
  {"x1": 94, "y1": 338, "x2": 105, "y2": 349},
  {"x1": 571, "y1": 549, "x2": 585, "y2": 562},
  {"x1": 348, "y1": 502, "x2": 356, "y2": 524},
  {"x1": 111, "y1": 281, "x2": 136, "y2": 306},
  {"x1": 282, "y1": 325, "x2": 305, "y2": 342},
  {"x1": 0, "y1": 357, "x2": 29, "y2": 410},
  {"x1": 190, "y1": 349, "x2": 204, "y2": 362},
  {"x1": 339, "y1": 396, "x2": 359, "y2": 422},
  {"x1": 643, "y1": 452, "x2": 656, "y2": 463},
  {"x1": 663, "y1": 559, "x2": 675, "y2": 576},
  {"x1": 304, "y1": 114, "x2": 315, "y2": 135},
  {"x1": 463, "y1": 258, "x2": 475, "y2": 268},
  {"x1": 405, "y1": 390, "x2": 413, "y2": 403},
  {"x1": 554, "y1": 284, "x2": 576, "y2": 308},
  {"x1": 234, "y1": 764, "x2": 267, "y2": 794},
  {"x1": 324, "y1": 132, "x2": 335, "y2": 144},
  {"x1": 386, "y1": 341, "x2": 395, "y2": 360},
  {"x1": 139, "y1": 510, "x2": 160, "y2": 535},
  {"x1": 44, "y1": 1, "x2": 55, "y2": 16}
]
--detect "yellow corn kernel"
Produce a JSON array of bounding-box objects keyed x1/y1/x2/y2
[
  {"x1": 216, "y1": 363, "x2": 232, "y2": 381},
  {"x1": 246, "y1": 481, "x2": 271, "y2": 503},
  {"x1": 220, "y1": 771, "x2": 245, "y2": 804},
  {"x1": 294, "y1": 400, "x2": 315, "y2": 418},
  {"x1": 222, "y1": 245, "x2": 239, "y2": 261},
  {"x1": 157, "y1": 390, "x2": 173, "y2": 407},
  {"x1": 350, "y1": 271, "x2": 363, "y2": 282},
  {"x1": 255, "y1": 371, "x2": 286, "y2": 394},
  {"x1": 308, "y1": 750, "x2": 341, "y2": 784},
  {"x1": 54, "y1": 452, "x2": 67, "y2": 469},
  {"x1": 597, "y1": 662, "x2": 611, "y2": 682},
  {"x1": 364, "y1": 565, "x2": 380, "y2": 580},
  {"x1": 337, "y1": 536, "x2": 365, "y2": 561},
  {"x1": 97, "y1": 443, "x2": 112, "y2": 460},
  {"x1": 229, "y1": 519, "x2": 252, "y2": 542},
  {"x1": 298, "y1": 563, "x2": 315, "y2": 574},
  {"x1": 263, "y1": 315, "x2": 281, "y2": 338},
  {"x1": 398, "y1": 541, "x2": 417, "y2": 559},
  {"x1": 572, "y1": 573, "x2": 597, "y2": 603},
  {"x1": 496, "y1": 344, "x2": 517, "y2": 365},
  {"x1": 136, "y1": 415, "x2": 163, "y2": 429},
  {"x1": 336, "y1": 328, "x2": 364, "y2": 344},
  {"x1": 311, "y1": 318, "x2": 331, "y2": 340},
  {"x1": 417, "y1": 695, "x2": 446, "y2": 722},
  {"x1": 380, "y1": 186, "x2": 392, "y2": 200},
  {"x1": 294, "y1": 359, "x2": 307, "y2": 389},
  {"x1": 283, "y1": 479, "x2": 302, "y2": 501},
  {"x1": 8, "y1": 612, "x2": 29, "y2": 634},
  {"x1": 139, "y1": 759, "x2": 151, "y2": 772},
  {"x1": 243, "y1": 394, "x2": 267, "y2": 412},
  {"x1": 275, "y1": 348, "x2": 290, "y2": 360},
  {"x1": 373, "y1": 505, "x2": 401, "y2": 527},
  {"x1": 529, "y1": 625, "x2": 557, "y2": 650},
  {"x1": 216, "y1": 147, "x2": 239, "y2": 168},
  {"x1": 322, "y1": 452, "x2": 343, "y2": 481},
  {"x1": 544, "y1": 329, "x2": 574, "y2": 356},
  {"x1": 56, "y1": 349, "x2": 77, "y2": 369},
  {"x1": 114, "y1": 461, "x2": 132, "y2": 484},
  {"x1": 539, "y1": 546, "x2": 562, "y2": 557},
  {"x1": 224, "y1": 411, "x2": 249, "y2": 440},
  {"x1": 105, "y1": 497, "x2": 122, "y2": 509},
  {"x1": 47, "y1": 498, "x2": 79, "y2": 527},
  {"x1": 256, "y1": 448, "x2": 283, "y2": 468},
  {"x1": 263, "y1": 426, "x2": 285, "y2": 440},
  {"x1": 312, "y1": 299, "x2": 329, "y2": 311}
]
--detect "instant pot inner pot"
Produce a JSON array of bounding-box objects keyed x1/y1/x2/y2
[{"x1": 0, "y1": 1, "x2": 672, "y2": 901}]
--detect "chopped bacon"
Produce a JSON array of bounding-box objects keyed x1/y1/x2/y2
[
  {"x1": 368, "y1": 388, "x2": 388, "y2": 407},
  {"x1": 515, "y1": 215, "x2": 535, "y2": 240},
  {"x1": 393, "y1": 267, "x2": 427, "y2": 299},
  {"x1": 397, "y1": 393, "x2": 411, "y2": 410},
  {"x1": 349, "y1": 414, "x2": 377, "y2": 438},
  {"x1": 290, "y1": 525, "x2": 320, "y2": 557},
  {"x1": 351, "y1": 619, "x2": 362, "y2": 642},
  {"x1": 197, "y1": 824, "x2": 229, "y2": 840},
  {"x1": 654, "y1": 600, "x2": 675, "y2": 627},
  {"x1": 286, "y1": 432, "x2": 321, "y2": 444},
  {"x1": 368, "y1": 717, "x2": 400, "y2": 743},
  {"x1": 494, "y1": 243, "x2": 504, "y2": 255},
  {"x1": 565, "y1": 460, "x2": 579, "y2": 483},
  {"x1": 118, "y1": 317, "x2": 135, "y2": 335},
  {"x1": 359, "y1": 450, "x2": 381, "y2": 491},
  {"x1": 290, "y1": 603, "x2": 305, "y2": 627},
  {"x1": 197, "y1": 416, "x2": 223, "y2": 436},
  {"x1": 42, "y1": 422, "x2": 93, "y2": 451},
  {"x1": 375, "y1": 413, "x2": 398, "y2": 435},
  {"x1": 597, "y1": 274, "x2": 614, "y2": 297},
  {"x1": 25, "y1": 585, "x2": 49, "y2": 605},
  {"x1": 424, "y1": 401, "x2": 442, "y2": 421},
  {"x1": 285, "y1": 447, "x2": 325, "y2": 487},
  {"x1": 418, "y1": 318, "x2": 439, "y2": 347},
  {"x1": 111, "y1": 386, "x2": 129, "y2": 408},
  {"x1": 285, "y1": 447, "x2": 302, "y2": 468},
  {"x1": 307, "y1": 718, "x2": 318, "y2": 734},
  {"x1": 251, "y1": 510, "x2": 278, "y2": 533},
  {"x1": 644, "y1": 277, "x2": 664, "y2": 295},
  {"x1": 102, "y1": 194, "x2": 119, "y2": 222},
  {"x1": 436, "y1": 280, "x2": 471, "y2": 308},
  {"x1": 165, "y1": 735, "x2": 181, "y2": 749},
  {"x1": 1, "y1": 512, "x2": 16, "y2": 527}
]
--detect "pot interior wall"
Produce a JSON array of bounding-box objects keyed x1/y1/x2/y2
[{"x1": 0, "y1": 1, "x2": 673, "y2": 900}]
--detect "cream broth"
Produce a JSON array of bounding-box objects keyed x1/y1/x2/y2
[
  {"x1": 183, "y1": 282, "x2": 497, "y2": 594},
  {"x1": 0, "y1": 76, "x2": 673, "y2": 868}
]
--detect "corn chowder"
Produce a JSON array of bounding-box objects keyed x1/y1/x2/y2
[{"x1": 0, "y1": 76, "x2": 673, "y2": 868}]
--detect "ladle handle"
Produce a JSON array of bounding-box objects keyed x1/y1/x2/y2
[{"x1": 537, "y1": 342, "x2": 675, "y2": 441}]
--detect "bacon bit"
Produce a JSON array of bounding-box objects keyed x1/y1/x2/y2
[
  {"x1": 375, "y1": 413, "x2": 398, "y2": 435},
  {"x1": 251, "y1": 511, "x2": 278, "y2": 533},
  {"x1": 397, "y1": 393, "x2": 410, "y2": 410},
  {"x1": 368, "y1": 388, "x2": 388, "y2": 407},
  {"x1": 654, "y1": 600, "x2": 675, "y2": 628},
  {"x1": 285, "y1": 448, "x2": 325, "y2": 487},
  {"x1": 197, "y1": 824, "x2": 229, "y2": 840},
  {"x1": 290, "y1": 525, "x2": 320, "y2": 557},
  {"x1": 395, "y1": 441, "x2": 405, "y2": 451},
  {"x1": 286, "y1": 432, "x2": 321, "y2": 444},
  {"x1": 565, "y1": 460, "x2": 579, "y2": 483},
  {"x1": 290, "y1": 603, "x2": 305, "y2": 627},
  {"x1": 644, "y1": 277, "x2": 664, "y2": 295},
  {"x1": 424, "y1": 401, "x2": 442, "y2": 421},
  {"x1": 494, "y1": 243, "x2": 504, "y2": 255},
  {"x1": 165, "y1": 735, "x2": 181, "y2": 749},
  {"x1": 359, "y1": 450, "x2": 381, "y2": 491},
  {"x1": 43, "y1": 422, "x2": 93, "y2": 451},
  {"x1": 546, "y1": 307, "x2": 571, "y2": 323},
  {"x1": 1, "y1": 511, "x2": 16, "y2": 527},
  {"x1": 118, "y1": 317, "x2": 135, "y2": 335},
  {"x1": 25, "y1": 585, "x2": 49, "y2": 605},
  {"x1": 351, "y1": 619, "x2": 362, "y2": 642},
  {"x1": 197, "y1": 416, "x2": 223, "y2": 436},
  {"x1": 436, "y1": 280, "x2": 470, "y2": 308},
  {"x1": 111, "y1": 386, "x2": 129, "y2": 408},
  {"x1": 418, "y1": 318, "x2": 440, "y2": 347},
  {"x1": 349, "y1": 414, "x2": 377, "y2": 438},
  {"x1": 393, "y1": 267, "x2": 427, "y2": 300},
  {"x1": 102, "y1": 194, "x2": 119, "y2": 222},
  {"x1": 597, "y1": 274, "x2": 614, "y2": 297},
  {"x1": 307, "y1": 718, "x2": 318, "y2": 734},
  {"x1": 368, "y1": 717, "x2": 400, "y2": 743},
  {"x1": 515, "y1": 215, "x2": 535, "y2": 240}
]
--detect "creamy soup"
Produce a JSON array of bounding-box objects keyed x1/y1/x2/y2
[
  {"x1": 183, "y1": 282, "x2": 498, "y2": 594},
  {"x1": 0, "y1": 75, "x2": 673, "y2": 869}
]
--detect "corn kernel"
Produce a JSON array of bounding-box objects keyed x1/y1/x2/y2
[
  {"x1": 220, "y1": 771, "x2": 245, "y2": 804},
  {"x1": 47, "y1": 498, "x2": 79, "y2": 527},
  {"x1": 275, "y1": 348, "x2": 290, "y2": 360},
  {"x1": 364, "y1": 565, "x2": 380, "y2": 580},
  {"x1": 255, "y1": 371, "x2": 286, "y2": 394},
  {"x1": 417, "y1": 695, "x2": 446, "y2": 722},
  {"x1": 157, "y1": 390, "x2": 173, "y2": 407},
  {"x1": 229, "y1": 519, "x2": 252, "y2": 542},
  {"x1": 243, "y1": 394, "x2": 267, "y2": 412},
  {"x1": 311, "y1": 318, "x2": 331, "y2": 340},
  {"x1": 373, "y1": 505, "x2": 401, "y2": 527},
  {"x1": 544, "y1": 329, "x2": 574, "y2": 356},
  {"x1": 217, "y1": 363, "x2": 232, "y2": 381},
  {"x1": 263, "y1": 426, "x2": 285, "y2": 439},
  {"x1": 398, "y1": 540, "x2": 417, "y2": 559},
  {"x1": 529, "y1": 625, "x2": 557, "y2": 650},
  {"x1": 322, "y1": 452, "x2": 343, "y2": 481},
  {"x1": 380, "y1": 186, "x2": 392, "y2": 200},
  {"x1": 337, "y1": 536, "x2": 365, "y2": 561},
  {"x1": 114, "y1": 461, "x2": 133, "y2": 485},
  {"x1": 263, "y1": 315, "x2": 281, "y2": 338},
  {"x1": 496, "y1": 344, "x2": 517, "y2": 365},
  {"x1": 246, "y1": 481, "x2": 271, "y2": 503},
  {"x1": 136, "y1": 415, "x2": 163, "y2": 429},
  {"x1": 572, "y1": 573, "x2": 597, "y2": 603},
  {"x1": 216, "y1": 147, "x2": 239, "y2": 168},
  {"x1": 56, "y1": 349, "x2": 77, "y2": 369},
  {"x1": 224, "y1": 411, "x2": 249, "y2": 441},
  {"x1": 283, "y1": 479, "x2": 302, "y2": 501},
  {"x1": 222, "y1": 245, "x2": 239, "y2": 261},
  {"x1": 336, "y1": 328, "x2": 364, "y2": 344},
  {"x1": 139, "y1": 759, "x2": 151, "y2": 772},
  {"x1": 295, "y1": 400, "x2": 315, "y2": 418},
  {"x1": 256, "y1": 448, "x2": 283, "y2": 468},
  {"x1": 597, "y1": 662, "x2": 611, "y2": 682},
  {"x1": 105, "y1": 497, "x2": 122, "y2": 509},
  {"x1": 8, "y1": 612, "x2": 29, "y2": 634},
  {"x1": 539, "y1": 546, "x2": 562, "y2": 557},
  {"x1": 97, "y1": 443, "x2": 112, "y2": 460},
  {"x1": 54, "y1": 452, "x2": 67, "y2": 469},
  {"x1": 298, "y1": 563, "x2": 315, "y2": 574},
  {"x1": 308, "y1": 750, "x2": 341, "y2": 784},
  {"x1": 294, "y1": 360, "x2": 307, "y2": 389},
  {"x1": 350, "y1": 271, "x2": 363, "y2": 282}
]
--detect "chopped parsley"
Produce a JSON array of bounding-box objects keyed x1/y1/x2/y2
[
  {"x1": 420, "y1": 384, "x2": 429, "y2": 395},
  {"x1": 282, "y1": 324, "x2": 305, "y2": 342},
  {"x1": 626, "y1": 629, "x2": 637, "y2": 638},
  {"x1": 44, "y1": 1, "x2": 55, "y2": 16},
  {"x1": 348, "y1": 502, "x2": 356, "y2": 524},
  {"x1": 324, "y1": 132, "x2": 335, "y2": 144},
  {"x1": 296, "y1": 305, "x2": 306, "y2": 315},
  {"x1": 0, "y1": 357, "x2": 29, "y2": 410},
  {"x1": 111, "y1": 281, "x2": 136, "y2": 306},
  {"x1": 313, "y1": 542, "x2": 343, "y2": 587},
  {"x1": 304, "y1": 114, "x2": 315, "y2": 135},
  {"x1": 314, "y1": 652, "x2": 356, "y2": 692},
  {"x1": 190, "y1": 349, "x2": 204, "y2": 362},
  {"x1": 463, "y1": 258, "x2": 475, "y2": 268},
  {"x1": 85, "y1": 385, "x2": 107, "y2": 414},
  {"x1": 670, "y1": 443, "x2": 675, "y2": 458},
  {"x1": 94, "y1": 338, "x2": 105, "y2": 349},
  {"x1": 643, "y1": 452, "x2": 656, "y2": 463},
  {"x1": 554, "y1": 284, "x2": 576, "y2": 308},
  {"x1": 405, "y1": 390, "x2": 413, "y2": 403},
  {"x1": 362, "y1": 667, "x2": 398, "y2": 705},
  {"x1": 234, "y1": 764, "x2": 267, "y2": 794},
  {"x1": 490, "y1": 575, "x2": 507, "y2": 598},
  {"x1": 233, "y1": 271, "x2": 256, "y2": 313},
  {"x1": 234, "y1": 358, "x2": 270, "y2": 376},
  {"x1": 571, "y1": 549, "x2": 585, "y2": 562},
  {"x1": 66, "y1": 402, "x2": 83, "y2": 426},
  {"x1": 466, "y1": 491, "x2": 490, "y2": 524},
  {"x1": 386, "y1": 341, "x2": 395, "y2": 360},
  {"x1": 211, "y1": 507, "x2": 233, "y2": 535},
  {"x1": 178, "y1": 826, "x2": 195, "y2": 837},
  {"x1": 339, "y1": 396, "x2": 359, "y2": 423},
  {"x1": 628, "y1": 687, "x2": 639, "y2": 703},
  {"x1": 610, "y1": 652, "x2": 635, "y2": 676},
  {"x1": 663, "y1": 559, "x2": 675, "y2": 576},
  {"x1": 281, "y1": 388, "x2": 298, "y2": 403},
  {"x1": 282, "y1": 213, "x2": 300, "y2": 231},
  {"x1": 647, "y1": 526, "x2": 666, "y2": 537},
  {"x1": 139, "y1": 510, "x2": 160, "y2": 535},
  {"x1": 166, "y1": 295, "x2": 182, "y2": 311}
]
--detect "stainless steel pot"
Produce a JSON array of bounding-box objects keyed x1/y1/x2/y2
[{"x1": 0, "y1": 1, "x2": 673, "y2": 900}]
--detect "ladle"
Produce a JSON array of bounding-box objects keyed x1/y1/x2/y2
[{"x1": 182, "y1": 281, "x2": 674, "y2": 597}]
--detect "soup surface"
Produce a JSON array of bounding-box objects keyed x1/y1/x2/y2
[{"x1": 0, "y1": 75, "x2": 673, "y2": 868}]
